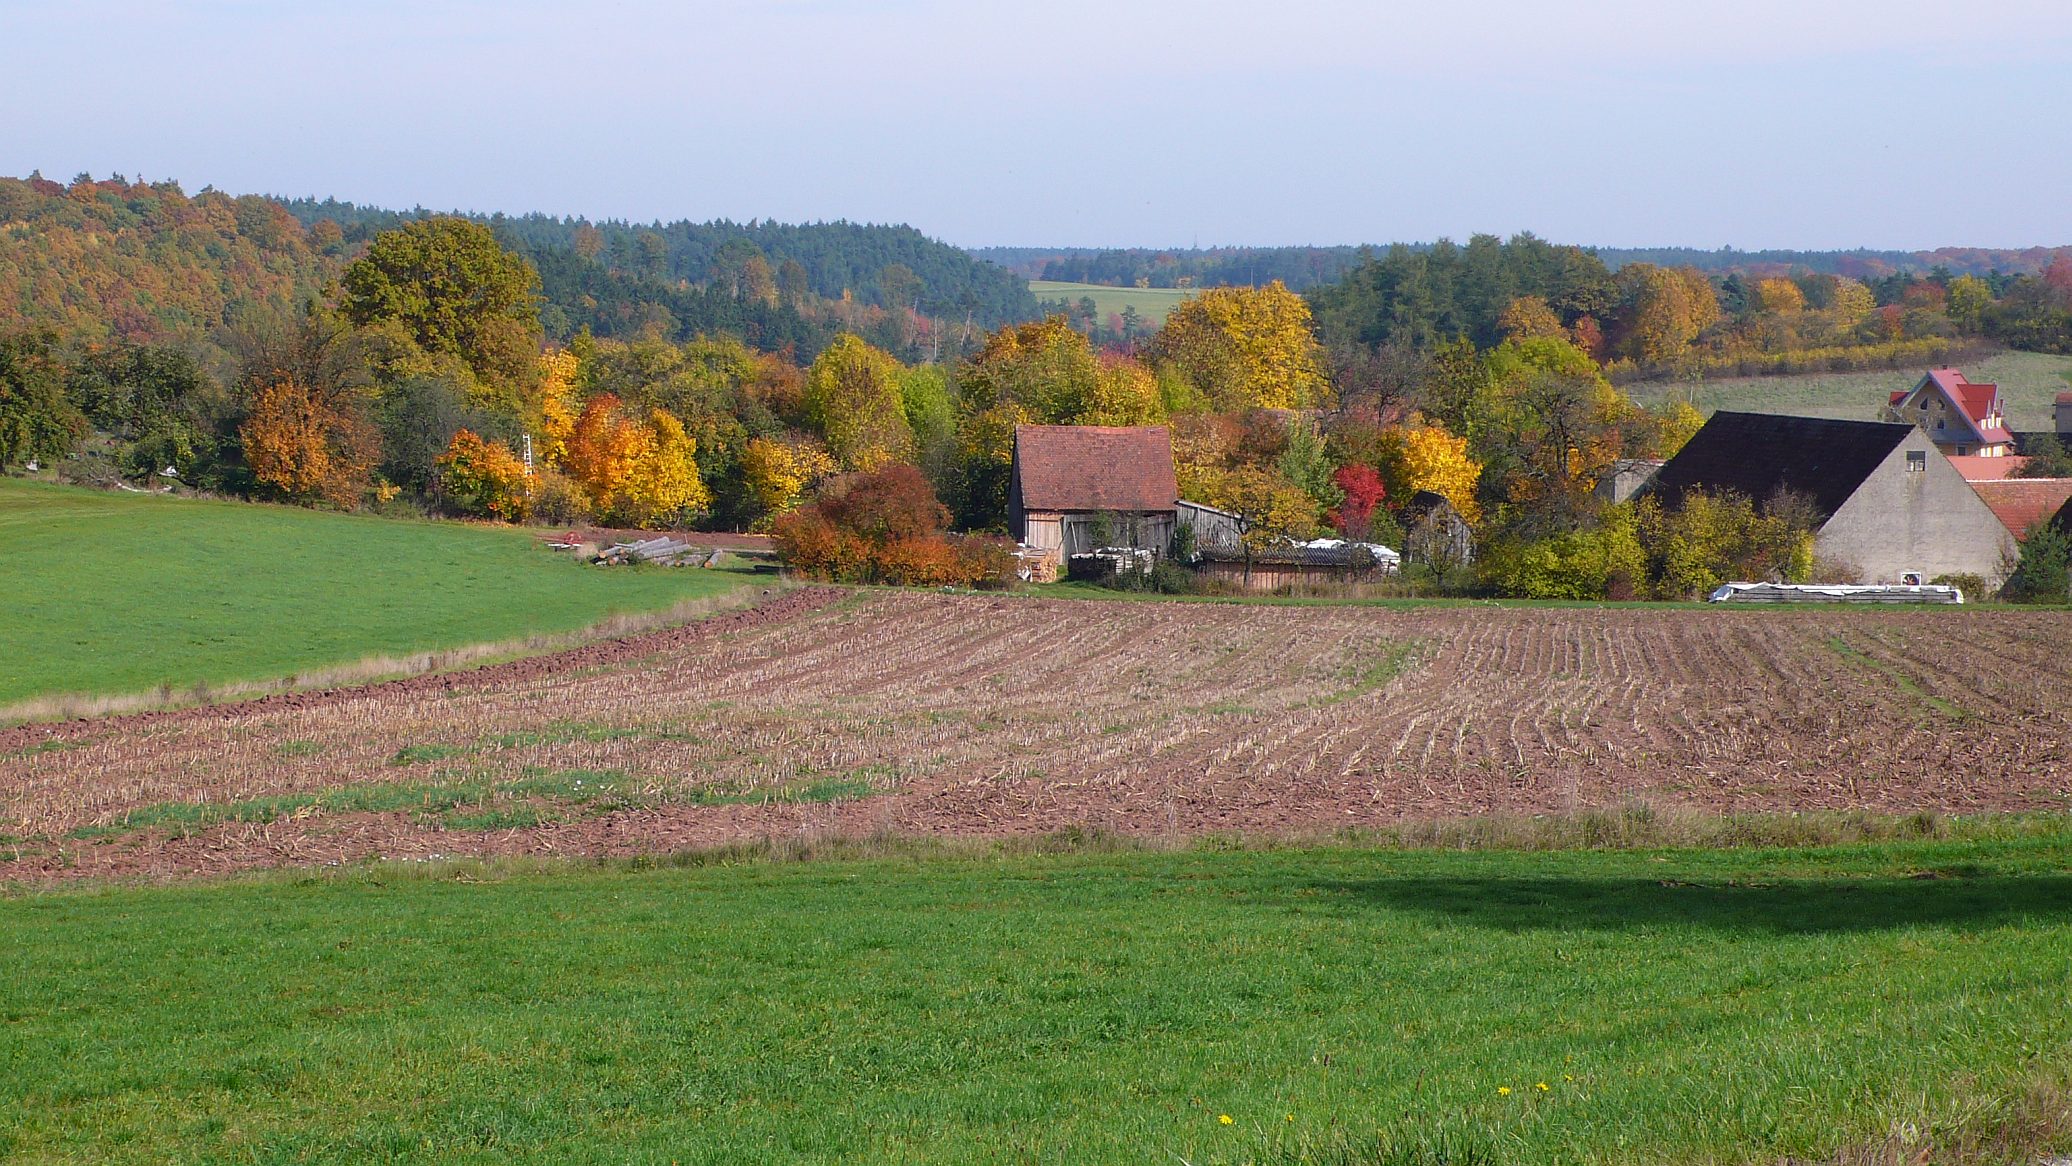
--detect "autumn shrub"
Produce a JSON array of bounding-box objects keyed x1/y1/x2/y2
[
  {"x1": 530, "y1": 467, "x2": 592, "y2": 527},
  {"x1": 435, "y1": 428, "x2": 532, "y2": 522},
  {"x1": 774, "y1": 465, "x2": 1007, "y2": 587},
  {"x1": 1480, "y1": 506, "x2": 1645, "y2": 600}
]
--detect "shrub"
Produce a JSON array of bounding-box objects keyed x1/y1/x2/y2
[
  {"x1": 2001, "y1": 525, "x2": 2071, "y2": 603},
  {"x1": 530, "y1": 467, "x2": 592, "y2": 526},
  {"x1": 435, "y1": 429, "x2": 532, "y2": 522}
]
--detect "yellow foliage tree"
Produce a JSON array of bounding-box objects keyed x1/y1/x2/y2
[
  {"x1": 1750, "y1": 278, "x2": 1807, "y2": 315},
  {"x1": 1380, "y1": 425, "x2": 1482, "y2": 524},
  {"x1": 1498, "y1": 295, "x2": 1565, "y2": 341},
  {"x1": 435, "y1": 428, "x2": 532, "y2": 521},
  {"x1": 1083, "y1": 354, "x2": 1167, "y2": 427},
  {"x1": 536, "y1": 347, "x2": 581, "y2": 465},
  {"x1": 804, "y1": 334, "x2": 913, "y2": 472},
  {"x1": 740, "y1": 435, "x2": 838, "y2": 525},
  {"x1": 1153, "y1": 281, "x2": 1329, "y2": 411},
  {"x1": 1618, "y1": 265, "x2": 1720, "y2": 367},
  {"x1": 619, "y1": 408, "x2": 711, "y2": 526}
]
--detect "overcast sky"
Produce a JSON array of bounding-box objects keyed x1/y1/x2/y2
[{"x1": 2, "y1": 0, "x2": 2068, "y2": 250}]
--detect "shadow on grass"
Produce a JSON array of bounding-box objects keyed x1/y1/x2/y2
[{"x1": 1315, "y1": 872, "x2": 2072, "y2": 934}]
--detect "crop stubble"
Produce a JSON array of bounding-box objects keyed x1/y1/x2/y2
[{"x1": 5, "y1": 589, "x2": 2070, "y2": 879}]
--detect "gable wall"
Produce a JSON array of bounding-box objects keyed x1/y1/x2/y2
[{"x1": 1817, "y1": 429, "x2": 2015, "y2": 584}]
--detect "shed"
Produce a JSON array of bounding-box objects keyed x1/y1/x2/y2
[{"x1": 1009, "y1": 425, "x2": 1179, "y2": 579}]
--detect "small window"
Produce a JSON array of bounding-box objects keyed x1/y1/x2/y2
[
  {"x1": 1956, "y1": 446, "x2": 1969, "y2": 456},
  {"x1": 1919, "y1": 400, "x2": 1929, "y2": 411},
  {"x1": 1907, "y1": 450, "x2": 1927, "y2": 472},
  {"x1": 1936, "y1": 419, "x2": 1946, "y2": 430}
]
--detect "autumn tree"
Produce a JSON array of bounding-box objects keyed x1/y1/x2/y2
[
  {"x1": 803, "y1": 334, "x2": 913, "y2": 472},
  {"x1": 231, "y1": 308, "x2": 379, "y2": 507},
  {"x1": 740, "y1": 436, "x2": 838, "y2": 525},
  {"x1": 1612, "y1": 265, "x2": 1720, "y2": 368},
  {"x1": 1328, "y1": 464, "x2": 1387, "y2": 540},
  {"x1": 436, "y1": 429, "x2": 531, "y2": 521},
  {"x1": 1498, "y1": 296, "x2": 1564, "y2": 341},
  {"x1": 339, "y1": 216, "x2": 543, "y2": 393},
  {"x1": 558, "y1": 393, "x2": 711, "y2": 527},
  {"x1": 1152, "y1": 281, "x2": 1329, "y2": 411}
]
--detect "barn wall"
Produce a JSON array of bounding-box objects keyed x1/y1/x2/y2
[{"x1": 1819, "y1": 430, "x2": 2016, "y2": 585}]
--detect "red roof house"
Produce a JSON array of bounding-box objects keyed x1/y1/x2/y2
[{"x1": 1887, "y1": 369, "x2": 2015, "y2": 458}]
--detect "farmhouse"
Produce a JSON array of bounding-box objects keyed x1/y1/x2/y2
[
  {"x1": 1647, "y1": 411, "x2": 2015, "y2": 584},
  {"x1": 1886, "y1": 368, "x2": 2015, "y2": 460},
  {"x1": 1009, "y1": 424, "x2": 1178, "y2": 581}
]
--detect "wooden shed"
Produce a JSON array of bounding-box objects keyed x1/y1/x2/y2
[{"x1": 1009, "y1": 425, "x2": 1179, "y2": 580}]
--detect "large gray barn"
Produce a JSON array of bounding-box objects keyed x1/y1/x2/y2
[{"x1": 1646, "y1": 412, "x2": 2015, "y2": 585}]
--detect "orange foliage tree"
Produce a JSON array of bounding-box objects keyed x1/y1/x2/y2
[
  {"x1": 435, "y1": 429, "x2": 532, "y2": 521},
  {"x1": 239, "y1": 377, "x2": 378, "y2": 507}
]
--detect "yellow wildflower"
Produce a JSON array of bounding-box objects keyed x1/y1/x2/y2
[
  {"x1": 1497, "y1": 1086, "x2": 1512, "y2": 1096},
  {"x1": 1219, "y1": 1114, "x2": 1234, "y2": 1125},
  {"x1": 1536, "y1": 1082, "x2": 1550, "y2": 1092}
]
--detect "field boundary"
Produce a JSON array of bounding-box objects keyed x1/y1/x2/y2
[{"x1": 0, "y1": 583, "x2": 833, "y2": 737}]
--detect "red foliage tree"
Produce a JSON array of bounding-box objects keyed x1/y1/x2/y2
[{"x1": 1328, "y1": 463, "x2": 1387, "y2": 540}]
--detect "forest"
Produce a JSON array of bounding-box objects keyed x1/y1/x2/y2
[{"x1": 6, "y1": 174, "x2": 2072, "y2": 602}]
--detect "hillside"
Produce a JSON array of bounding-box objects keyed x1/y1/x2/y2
[
  {"x1": 0, "y1": 173, "x2": 1037, "y2": 357},
  {"x1": 0, "y1": 174, "x2": 341, "y2": 345}
]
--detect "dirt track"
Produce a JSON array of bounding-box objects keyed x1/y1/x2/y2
[{"x1": 6, "y1": 590, "x2": 2071, "y2": 881}]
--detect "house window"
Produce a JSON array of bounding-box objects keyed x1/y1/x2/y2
[
  {"x1": 1919, "y1": 400, "x2": 1929, "y2": 411},
  {"x1": 1956, "y1": 446, "x2": 1969, "y2": 456},
  {"x1": 1907, "y1": 451, "x2": 1927, "y2": 472}
]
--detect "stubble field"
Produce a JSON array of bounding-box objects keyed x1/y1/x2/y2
[{"x1": 7, "y1": 588, "x2": 2071, "y2": 881}]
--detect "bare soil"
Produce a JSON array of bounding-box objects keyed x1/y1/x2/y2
[{"x1": 6, "y1": 591, "x2": 2070, "y2": 882}]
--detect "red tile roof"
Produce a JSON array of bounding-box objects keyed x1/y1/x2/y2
[
  {"x1": 1012, "y1": 425, "x2": 1179, "y2": 513},
  {"x1": 1971, "y1": 478, "x2": 2072, "y2": 539},
  {"x1": 2057, "y1": 391, "x2": 2072, "y2": 405},
  {"x1": 1947, "y1": 455, "x2": 2030, "y2": 481}
]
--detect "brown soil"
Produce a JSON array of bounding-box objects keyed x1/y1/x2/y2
[{"x1": 6, "y1": 592, "x2": 2070, "y2": 882}]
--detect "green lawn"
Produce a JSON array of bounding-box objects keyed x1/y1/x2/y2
[
  {"x1": 1030, "y1": 279, "x2": 1199, "y2": 324},
  {"x1": 0, "y1": 479, "x2": 755, "y2": 706},
  {"x1": 3, "y1": 833, "x2": 2070, "y2": 1163},
  {"x1": 1626, "y1": 349, "x2": 2072, "y2": 429}
]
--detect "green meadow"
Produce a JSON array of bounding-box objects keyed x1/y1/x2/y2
[
  {"x1": 3, "y1": 832, "x2": 2070, "y2": 1164},
  {"x1": 0, "y1": 480, "x2": 754, "y2": 707},
  {"x1": 1626, "y1": 348, "x2": 2072, "y2": 429},
  {"x1": 1030, "y1": 279, "x2": 1199, "y2": 324}
]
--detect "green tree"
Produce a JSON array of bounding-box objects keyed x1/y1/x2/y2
[
  {"x1": 339, "y1": 216, "x2": 543, "y2": 391},
  {"x1": 0, "y1": 332, "x2": 87, "y2": 469},
  {"x1": 804, "y1": 334, "x2": 913, "y2": 472},
  {"x1": 2002, "y1": 523, "x2": 2071, "y2": 603}
]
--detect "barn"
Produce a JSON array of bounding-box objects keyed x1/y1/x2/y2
[
  {"x1": 1009, "y1": 425, "x2": 1179, "y2": 581},
  {"x1": 1646, "y1": 411, "x2": 2015, "y2": 585}
]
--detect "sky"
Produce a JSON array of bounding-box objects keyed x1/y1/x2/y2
[{"x1": 2, "y1": 0, "x2": 2069, "y2": 251}]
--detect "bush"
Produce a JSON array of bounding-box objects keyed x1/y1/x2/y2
[
  {"x1": 435, "y1": 429, "x2": 531, "y2": 522},
  {"x1": 530, "y1": 467, "x2": 592, "y2": 527},
  {"x1": 2000, "y1": 526, "x2": 2071, "y2": 603}
]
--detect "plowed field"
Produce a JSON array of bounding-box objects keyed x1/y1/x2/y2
[{"x1": 7, "y1": 589, "x2": 2071, "y2": 880}]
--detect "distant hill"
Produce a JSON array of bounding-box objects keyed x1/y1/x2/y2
[
  {"x1": 282, "y1": 199, "x2": 1036, "y2": 329},
  {"x1": 972, "y1": 241, "x2": 2072, "y2": 291}
]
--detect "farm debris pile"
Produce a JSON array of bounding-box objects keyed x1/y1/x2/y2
[{"x1": 6, "y1": 592, "x2": 2070, "y2": 881}]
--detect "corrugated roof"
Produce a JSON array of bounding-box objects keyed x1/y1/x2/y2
[
  {"x1": 1647, "y1": 411, "x2": 1913, "y2": 519},
  {"x1": 1972, "y1": 478, "x2": 2072, "y2": 539},
  {"x1": 1012, "y1": 425, "x2": 1178, "y2": 513}
]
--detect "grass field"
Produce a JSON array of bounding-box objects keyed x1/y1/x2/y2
[
  {"x1": 0, "y1": 479, "x2": 754, "y2": 707},
  {"x1": 3, "y1": 833, "x2": 2070, "y2": 1164},
  {"x1": 1626, "y1": 349, "x2": 2072, "y2": 429},
  {"x1": 1030, "y1": 279, "x2": 1198, "y2": 323}
]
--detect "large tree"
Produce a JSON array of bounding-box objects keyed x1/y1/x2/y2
[
  {"x1": 1152, "y1": 281, "x2": 1329, "y2": 412},
  {"x1": 339, "y1": 216, "x2": 543, "y2": 390}
]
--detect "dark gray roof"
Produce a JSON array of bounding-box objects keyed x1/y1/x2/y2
[{"x1": 1647, "y1": 412, "x2": 1913, "y2": 519}]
